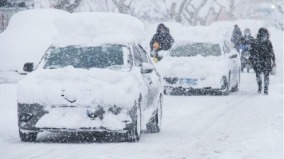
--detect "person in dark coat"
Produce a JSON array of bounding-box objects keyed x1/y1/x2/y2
[
  {"x1": 231, "y1": 24, "x2": 242, "y2": 51},
  {"x1": 250, "y1": 28, "x2": 276, "y2": 94},
  {"x1": 239, "y1": 28, "x2": 254, "y2": 49},
  {"x1": 150, "y1": 23, "x2": 174, "y2": 61}
]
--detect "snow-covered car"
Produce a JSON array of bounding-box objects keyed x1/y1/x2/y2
[
  {"x1": 157, "y1": 40, "x2": 240, "y2": 95},
  {"x1": 17, "y1": 13, "x2": 163, "y2": 142}
]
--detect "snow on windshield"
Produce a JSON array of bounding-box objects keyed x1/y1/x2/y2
[{"x1": 43, "y1": 45, "x2": 130, "y2": 69}]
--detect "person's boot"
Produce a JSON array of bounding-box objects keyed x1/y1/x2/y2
[
  {"x1": 257, "y1": 83, "x2": 262, "y2": 94},
  {"x1": 257, "y1": 87, "x2": 262, "y2": 94},
  {"x1": 264, "y1": 85, "x2": 268, "y2": 95}
]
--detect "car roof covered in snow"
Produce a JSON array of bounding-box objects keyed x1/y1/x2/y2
[{"x1": 53, "y1": 12, "x2": 145, "y2": 47}]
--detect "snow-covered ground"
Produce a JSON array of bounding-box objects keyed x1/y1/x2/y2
[{"x1": 0, "y1": 72, "x2": 282, "y2": 159}]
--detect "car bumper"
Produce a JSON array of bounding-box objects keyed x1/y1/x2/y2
[
  {"x1": 164, "y1": 85, "x2": 226, "y2": 95},
  {"x1": 18, "y1": 103, "x2": 135, "y2": 133}
]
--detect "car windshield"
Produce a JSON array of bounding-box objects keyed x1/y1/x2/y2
[
  {"x1": 170, "y1": 43, "x2": 222, "y2": 57},
  {"x1": 43, "y1": 45, "x2": 131, "y2": 69}
]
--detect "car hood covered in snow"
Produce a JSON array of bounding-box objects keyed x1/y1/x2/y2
[
  {"x1": 157, "y1": 55, "x2": 230, "y2": 88},
  {"x1": 17, "y1": 67, "x2": 145, "y2": 108}
]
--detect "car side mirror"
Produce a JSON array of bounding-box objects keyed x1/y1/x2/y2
[
  {"x1": 229, "y1": 54, "x2": 238, "y2": 59},
  {"x1": 141, "y1": 63, "x2": 154, "y2": 74},
  {"x1": 23, "y1": 62, "x2": 34, "y2": 72}
]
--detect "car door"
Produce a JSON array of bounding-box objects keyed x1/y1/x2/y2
[
  {"x1": 132, "y1": 45, "x2": 159, "y2": 109},
  {"x1": 136, "y1": 45, "x2": 161, "y2": 106},
  {"x1": 223, "y1": 41, "x2": 239, "y2": 85}
]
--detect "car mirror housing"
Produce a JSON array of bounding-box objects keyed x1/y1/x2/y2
[
  {"x1": 23, "y1": 63, "x2": 34, "y2": 72},
  {"x1": 229, "y1": 54, "x2": 238, "y2": 59},
  {"x1": 141, "y1": 63, "x2": 154, "y2": 74}
]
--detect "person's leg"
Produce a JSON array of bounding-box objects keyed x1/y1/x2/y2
[
  {"x1": 264, "y1": 71, "x2": 270, "y2": 95},
  {"x1": 256, "y1": 71, "x2": 262, "y2": 93}
]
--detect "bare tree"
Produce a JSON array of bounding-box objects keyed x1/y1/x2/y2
[{"x1": 111, "y1": 0, "x2": 134, "y2": 14}]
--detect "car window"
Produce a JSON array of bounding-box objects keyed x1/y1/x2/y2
[
  {"x1": 44, "y1": 45, "x2": 129, "y2": 69},
  {"x1": 223, "y1": 41, "x2": 231, "y2": 54},
  {"x1": 133, "y1": 45, "x2": 150, "y2": 66},
  {"x1": 133, "y1": 46, "x2": 143, "y2": 66},
  {"x1": 137, "y1": 45, "x2": 149, "y2": 63}
]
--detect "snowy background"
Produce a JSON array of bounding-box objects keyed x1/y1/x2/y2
[{"x1": 0, "y1": 0, "x2": 283, "y2": 159}]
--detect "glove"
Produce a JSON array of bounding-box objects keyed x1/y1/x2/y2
[{"x1": 150, "y1": 50, "x2": 157, "y2": 57}]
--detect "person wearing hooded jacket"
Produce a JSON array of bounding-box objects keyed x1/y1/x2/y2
[
  {"x1": 150, "y1": 23, "x2": 174, "y2": 62},
  {"x1": 250, "y1": 28, "x2": 276, "y2": 95},
  {"x1": 239, "y1": 28, "x2": 254, "y2": 49},
  {"x1": 239, "y1": 28, "x2": 255, "y2": 72}
]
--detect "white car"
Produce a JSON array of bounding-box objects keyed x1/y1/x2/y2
[
  {"x1": 17, "y1": 13, "x2": 163, "y2": 142},
  {"x1": 157, "y1": 40, "x2": 240, "y2": 95}
]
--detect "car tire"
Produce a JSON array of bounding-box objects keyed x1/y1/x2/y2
[
  {"x1": 232, "y1": 71, "x2": 240, "y2": 92},
  {"x1": 19, "y1": 129, "x2": 38, "y2": 142},
  {"x1": 146, "y1": 95, "x2": 163, "y2": 133},
  {"x1": 126, "y1": 99, "x2": 141, "y2": 142},
  {"x1": 222, "y1": 75, "x2": 230, "y2": 96},
  {"x1": 163, "y1": 89, "x2": 169, "y2": 95}
]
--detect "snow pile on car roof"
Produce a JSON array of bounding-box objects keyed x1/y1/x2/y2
[
  {"x1": 0, "y1": 9, "x2": 69, "y2": 71},
  {"x1": 53, "y1": 12, "x2": 145, "y2": 46}
]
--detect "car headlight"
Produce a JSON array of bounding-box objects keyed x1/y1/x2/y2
[
  {"x1": 19, "y1": 113, "x2": 33, "y2": 122},
  {"x1": 87, "y1": 106, "x2": 105, "y2": 120},
  {"x1": 109, "y1": 105, "x2": 122, "y2": 115},
  {"x1": 164, "y1": 77, "x2": 178, "y2": 84}
]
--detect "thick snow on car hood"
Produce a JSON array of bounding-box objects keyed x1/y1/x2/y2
[
  {"x1": 158, "y1": 55, "x2": 229, "y2": 78},
  {"x1": 17, "y1": 67, "x2": 145, "y2": 108},
  {"x1": 157, "y1": 55, "x2": 230, "y2": 88}
]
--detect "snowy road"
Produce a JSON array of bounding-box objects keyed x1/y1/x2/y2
[{"x1": 0, "y1": 73, "x2": 282, "y2": 159}]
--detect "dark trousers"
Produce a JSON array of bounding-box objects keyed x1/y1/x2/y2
[{"x1": 256, "y1": 71, "x2": 270, "y2": 92}]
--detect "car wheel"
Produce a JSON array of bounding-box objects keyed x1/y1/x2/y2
[
  {"x1": 126, "y1": 99, "x2": 141, "y2": 142},
  {"x1": 146, "y1": 95, "x2": 163, "y2": 133},
  {"x1": 19, "y1": 129, "x2": 38, "y2": 142}
]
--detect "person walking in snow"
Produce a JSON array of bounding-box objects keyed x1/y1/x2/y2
[
  {"x1": 250, "y1": 28, "x2": 276, "y2": 95},
  {"x1": 150, "y1": 23, "x2": 174, "y2": 63},
  {"x1": 239, "y1": 28, "x2": 255, "y2": 72},
  {"x1": 231, "y1": 24, "x2": 242, "y2": 51},
  {"x1": 239, "y1": 28, "x2": 254, "y2": 49}
]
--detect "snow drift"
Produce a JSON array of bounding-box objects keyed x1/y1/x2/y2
[{"x1": 0, "y1": 9, "x2": 70, "y2": 71}]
